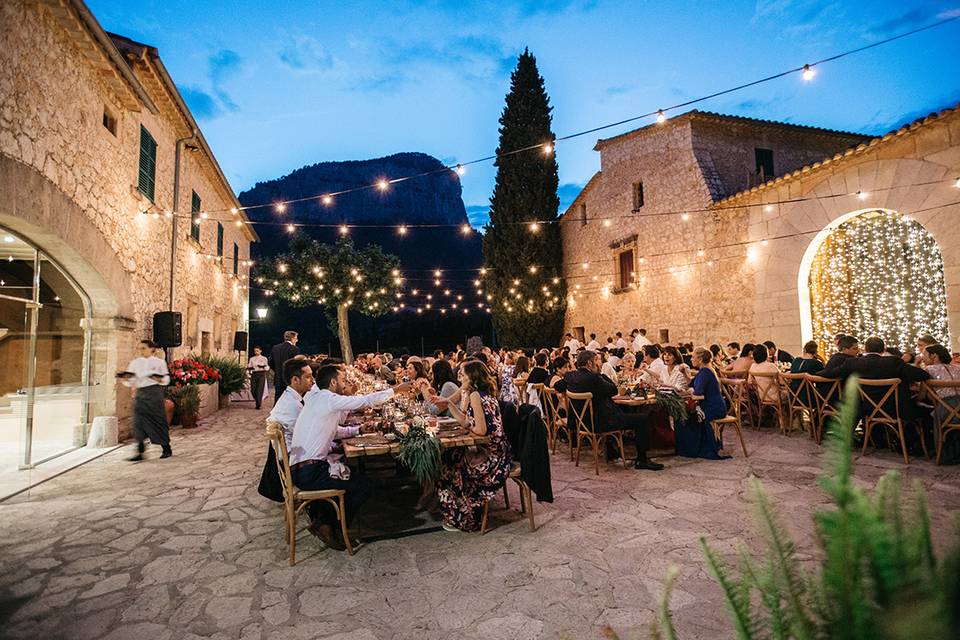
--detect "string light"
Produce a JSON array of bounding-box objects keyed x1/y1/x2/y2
[
  {"x1": 857, "y1": 190, "x2": 869, "y2": 200},
  {"x1": 656, "y1": 109, "x2": 666, "y2": 124},
  {"x1": 542, "y1": 143, "x2": 553, "y2": 155},
  {"x1": 455, "y1": 164, "x2": 466, "y2": 176},
  {"x1": 322, "y1": 195, "x2": 333, "y2": 205},
  {"x1": 461, "y1": 224, "x2": 472, "y2": 234},
  {"x1": 230, "y1": 207, "x2": 238, "y2": 215},
  {"x1": 529, "y1": 222, "x2": 540, "y2": 233},
  {"x1": 681, "y1": 213, "x2": 690, "y2": 222},
  {"x1": 275, "y1": 203, "x2": 286, "y2": 213},
  {"x1": 398, "y1": 225, "x2": 408, "y2": 236},
  {"x1": 339, "y1": 225, "x2": 349, "y2": 235},
  {"x1": 802, "y1": 64, "x2": 816, "y2": 81},
  {"x1": 286, "y1": 224, "x2": 295, "y2": 233},
  {"x1": 377, "y1": 179, "x2": 389, "y2": 191}
]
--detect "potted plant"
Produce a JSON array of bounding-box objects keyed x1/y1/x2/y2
[
  {"x1": 166, "y1": 358, "x2": 220, "y2": 428},
  {"x1": 198, "y1": 356, "x2": 249, "y2": 409}
]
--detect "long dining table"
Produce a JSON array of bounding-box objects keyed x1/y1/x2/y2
[{"x1": 341, "y1": 417, "x2": 490, "y2": 458}]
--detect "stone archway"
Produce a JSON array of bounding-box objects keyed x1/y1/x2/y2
[{"x1": 798, "y1": 207, "x2": 949, "y2": 351}]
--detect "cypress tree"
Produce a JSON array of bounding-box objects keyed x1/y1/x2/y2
[{"x1": 482, "y1": 49, "x2": 564, "y2": 348}]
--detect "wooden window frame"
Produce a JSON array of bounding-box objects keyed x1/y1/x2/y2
[
  {"x1": 609, "y1": 234, "x2": 638, "y2": 294},
  {"x1": 137, "y1": 124, "x2": 157, "y2": 201},
  {"x1": 632, "y1": 181, "x2": 644, "y2": 211}
]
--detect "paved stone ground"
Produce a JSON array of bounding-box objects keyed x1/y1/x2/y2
[{"x1": 1, "y1": 405, "x2": 959, "y2": 640}]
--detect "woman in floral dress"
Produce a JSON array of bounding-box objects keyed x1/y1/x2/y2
[{"x1": 432, "y1": 360, "x2": 513, "y2": 532}]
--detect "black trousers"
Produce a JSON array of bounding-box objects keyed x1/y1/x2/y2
[
  {"x1": 251, "y1": 372, "x2": 267, "y2": 409},
  {"x1": 293, "y1": 461, "x2": 371, "y2": 527},
  {"x1": 607, "y1": 409, "x2": 649, "y2": 458},
  {"x1": 133, "y1": 385, "x2": 170, "y2": 451}
]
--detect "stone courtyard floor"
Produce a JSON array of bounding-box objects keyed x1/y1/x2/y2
[{"x1": 1, "y1": 405, "x2": 959, "y2": 640}]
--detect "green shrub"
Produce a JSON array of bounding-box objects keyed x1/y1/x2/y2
[
  {"x1": 165, "y1": 383, "x2": 200, "y2": 417},
  {"x1": 198, "y1": 355, "x2": 248, "y2": 396},
  {"x1": 657, "y1": 376, "x2": 960, "y2": 640}
]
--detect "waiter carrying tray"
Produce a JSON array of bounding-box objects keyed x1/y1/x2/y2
[{"x1": 117, "y1": 340, "x2": 172, "y2": 461}]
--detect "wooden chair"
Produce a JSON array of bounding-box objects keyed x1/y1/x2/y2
[
  {"x1": 857, "y1": 378, "x2": 927, "y2": 464},
  {"x1": 265, "y1": 421, "x2": 354, "y2": 564},
  {"x1": 542, "y1": 387, "x2": 572, "y2": 458},
  {"x1": 514, "y1": 380, "x2": 527, "y2": 406},
  {"x1": 566, "y1": 391, "x2": 628, "y2": 475},
  {"x1": 780, "y1": 372, "x2": 814, "y2": 435},
  {"x1": 806, "y1": 374, "x2": 841, "y2": 444},
  {"x1": 922, "y1": 380, "x2": 960, "y2": 465},
  {"x1": 749, "y1": 370, "x2": 787, "y2": 432},
  {"x1": 480, "y1": 461, "x2": 536, "y2": 535},
  {"x1": 716, "y1": 378, "x2": 748, "y2": 456}
]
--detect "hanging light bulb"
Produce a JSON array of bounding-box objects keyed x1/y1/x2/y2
[
  {"x1": 230, "y1": 207, "x2": 238, "y2": 215},
  {"x1": 397, "y1": 225, "x2": 408, "y2": 236},
  {"x1": 275, "y1": 203, "x2": 286, "y2": 213},
  {"x1": 857, "y1": 190, "x2": 869, "y2": 200},
  {"x1": 461, "y1": 224, "x2": 471, "y2": 234},
  {"x1": 286, "y1": 224, "x2": 295, "y2": 233},
  {"x1": 339, "y1": 224, "x2": 349, "y2": 235},
  {"x1": 681, "y1": 213, "x2": 690, "y2": 222},
  {"x1": 542, "y1": 142, "x2": 553, "y2": 155},
  {"x1": 529, "y1": 221, "x2": 540, "y2": 233},
  {"x1": 377, "y1": 179, "x2": 389, "y2": 191},
  {"x1": 455, "y1": 164, "x2": 466, "y2": 176},
  {"x1": 802, "y1": 64, "x2": 815, "y2": 81},
  {"x1": 322, "y1": 195, "x2": 333, "y2": 205},
  {"x1": 656, "y1": 109, "x2": 666, "y2": 124}
]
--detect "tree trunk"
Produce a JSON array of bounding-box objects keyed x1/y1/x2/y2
[{"x1": 337, "y1": 304, "x2": 354, "y2": 364}]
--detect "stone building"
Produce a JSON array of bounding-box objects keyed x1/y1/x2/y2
[
  {"x1": 560, "y1": 106, "x2": 960, "y2": 355},
  {"x1": 0, "y1": 0, "x2": 255, "y2": 480}
]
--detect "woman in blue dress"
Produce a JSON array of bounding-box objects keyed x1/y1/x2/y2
[{"x1": 676, "y1": 348, "x2": 729, "y2": 459}]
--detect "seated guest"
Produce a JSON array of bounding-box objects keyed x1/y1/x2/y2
[
  {"x1": 922, "y1": 343, "x2": 960, "y2": 419},
  {"x1": 724, "y1": 343, "x2": 755, "y2": 376},
  {"x1": 748, "y1": 344, "x2": 783, "y2": 405},
  {"x1": 659, "y1": 346, "x2": 690, "y2": 392},
  {"x1": 406, "y1": 359, "x2": 432, "y2": 399},
  {"x1": 498, "y1": 352, "x2": 519, "y2": 405},
  {"x1": 431, "y1": 361, "x2": 512, "y2": 532},
  {"x1": 676, "y1": 348, "x2": 729, "y2": 460},
  {"x1": 790, "y1": 340, "x2": 824, "y2": 404},
  {"x1": 901, "y1": 350, "x2": 917, "y2": 365},
  {"x1": 620, "y1": 351, "x2": 638, "y2": 378},
  {"x1": 724, "y1": 342, "x2": 741, "y2": 363},
  {"x1": 554, "y1": 350, "x2": 663, "y2": 471},
  {"x1": 614, "y1": 332, "x2": 629, "y2": 350},
  {"x1": 527, "y1": 353, "x2": 551, "y2": 385},
  {"x1": 268, "y1": 359, "x2": 316, "y2": 449},
  {"x1": 709, "y1": 344, "x2": 723, "y2": 365},
  {"x1": 548, "y1": 356, "x2": 572, "y2": 389},
  {"x1": 821, "y1": 336, "x2": 930, "y2": 422},
  {"x1": 638, "y1": 344, "x2": 667, "y2": 386},
  {"x1": 513, "y1": 355, "x2": 531, "y2": 383},
  {"x1": 916, "y1": 334, "x2": 938, "y2": 358},
  {"x1": 826, "y1": 335, "x2": 860, "y2": 369},
  {"x1": 586, "y1": 333, "x2": 602, "y2": 351},
  {"x1": 763, "y1": 340, "x2": 793, "y2": 364},
  {"x1": 371, "y1": 355, "x2": 395, "y2": 383},
  {"x1": 289, "y1": 366, "x2": 412, "y2": 550}
]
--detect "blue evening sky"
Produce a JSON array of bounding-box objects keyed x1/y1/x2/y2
[{"x1": 88, "y1": 0, "x2": 960, "y2": 226}]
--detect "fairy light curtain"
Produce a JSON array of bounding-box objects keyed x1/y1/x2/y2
[{"x1": 809, "y1": 209, "x2": 949, "y2": 351}]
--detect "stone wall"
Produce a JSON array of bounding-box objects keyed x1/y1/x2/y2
[
  {"x1": 557, "y1": 110, "x2": 945, "y2": 355},
  {"x1": 0, "y1": 0, "x2": 252, "y2": 424}
]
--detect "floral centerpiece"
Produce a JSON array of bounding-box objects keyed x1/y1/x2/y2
[
  {"x1": 165, "y1": 359, "x2": 220, "y2": 428},
  {"x1": 395, "y1": 415, "x2": 441, "y2": 485}
]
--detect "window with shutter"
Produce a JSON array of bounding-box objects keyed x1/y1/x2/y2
[
  {"x1": 216, "y1": 223, "x2": 224, "y2": 257},
  {"x1": 190, "y1": 191, "x2": 201, "y2": 242},
  {"x1": 580, "y1": 203, "x2": 587, "y2": 226},
  {"x1": 632, "y1": 181, "x2": 644, "y2": 210},
  {"x1": 755, "y1": 148, "x2": 774, "y2": 180},
  {"x1": 137, "y1": 125, "x2": 157, "y2": 201},
  {"x1": 618, "y1": 249, "x2": 634, "y2": 290},
  {"x1": 232, "y1": 243, "x2": 239, "y2": 276}
]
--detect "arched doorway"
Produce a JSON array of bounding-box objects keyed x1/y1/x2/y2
[
  {"x1": 0, "y1": 225, "x2": 92, "y2": 473},
  {"x1": 798, "y1": 209, "x2": 950, "y2": 351}
]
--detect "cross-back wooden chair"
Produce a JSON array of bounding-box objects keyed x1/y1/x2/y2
[
  {"x1": 716, "y1": 378, "x2": 749, "y2": 456},
  {"x1": 265, "y1": 420, "x2": 354, "y2": 563},
  {"x1": 565, "y1": 391, "x2": 628, "y2": 475},
  {"x1": 805, "y1": 374, "x2": 841, "y2": 444},
  {"x1": 922, "y1": 380, "x2": 960, "y2": 465},
  {"x1": 857, "y1": 378, "x2": 927, "y2": 464},
  {"x1": 542, "y1": 387, "x2": 572, "y2": 458},
  {"x1": 780, "y1": 372, "x2": 814, "y2": 435},
  {"x1": 528, "y1": 382, "x2": 545, "y2": 412},
  {"x1": 514, "y1": 380, "x2": 527, "y2": 406},
  {"x1": 749, "y1": 370, "x2": 787, "y2": 432}
]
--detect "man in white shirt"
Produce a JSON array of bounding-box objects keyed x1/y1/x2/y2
[
  {"x1": 117, "y1": 340, "x2": 171, "y2": 461},
  {"x1": 291, "y1": 365, "x2": 411, "y2": 550},
  {"x1": 614, "y1": 332, "x2": 629, "y2": 350},
  {"x1": 638, "y1": 344, "x2": 667, "y2": 386},
  {"x1": 268, "y1": 359, "x2": 316, "y2": 450},
  {"x1": 585, "y1": 333, "x2": 601, "y2": 351},
  {"x1": 247, "y1": 346, "x2": 270, "y2": 409},
  {"x1": 632, "y1": 328, "x2": 651, "y2": 352},
  {"x1": 563, "y1": 333, "x2": 581, "y2": 352}
]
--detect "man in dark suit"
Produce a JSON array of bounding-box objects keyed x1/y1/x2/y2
[
  {"x1": 269, "y1": 330, "x2": 301, "y2": 405},
  {"x1": 824, "y1": 335, "x2": 860, "y2": 370},
  {"x1": 763, "y1": 340, "x2": 794, "y2": 364},
  {"x1": 554, "y1": 350, "x2": 663, "y2": 471},
  {"x1": 821, "y1": 336, "x2": 929, "y2": 421}
]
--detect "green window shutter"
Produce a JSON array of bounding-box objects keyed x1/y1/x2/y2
[
  {"x1": 232, "y1": 243, "x2": 239, "y2": 276},
  {"x1": 137, "y1": 125, "x2": 157, "y2": 201},
  {"x1": 190, "y1": 191, "x2": 201, "y2": 242},
  {"x1": 216, "y1": 223, "x2": 224, "y2": 257}
]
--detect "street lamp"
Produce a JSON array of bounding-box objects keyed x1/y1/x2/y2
[{"x1": 255, "y1": 307, "x2": 268, "y2": 320}]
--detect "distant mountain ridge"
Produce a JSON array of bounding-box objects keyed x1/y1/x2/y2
[{"x1": 241, "y1": 152, "x2": 469, "y2": 225}]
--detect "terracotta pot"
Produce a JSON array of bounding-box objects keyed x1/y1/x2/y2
[
  {"x1": 181, "y1": 412, "x2": 199, "y2": 429},
  {"x1": 164, "y1": 399, "x2": 175, "y2": 425}
]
